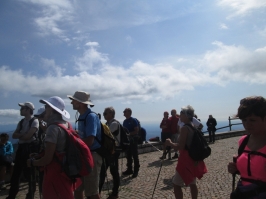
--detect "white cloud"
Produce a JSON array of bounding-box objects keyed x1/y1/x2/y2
[
  {"x1": 41, "y1": 58, "x2": 65, "y2": 76},
  {"x1": 0, "y1": 42, "x2": 266, "y2": 104},
  {"x1": 218, "y1": 0, "x2": 266, "y2": 17},
  {"x1": 220, "y1": 23, "x2": 228, "y2": 29},
  {"x1": 0, "y1": 109, "x2": 20, "y2": 118}
]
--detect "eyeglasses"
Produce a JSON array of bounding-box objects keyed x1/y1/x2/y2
[{"x1": 240, "y1": 96, "x2": 265, "y2": 106}]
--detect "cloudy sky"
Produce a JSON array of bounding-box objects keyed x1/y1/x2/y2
[{"x1": 0, "y1": 0, "x2": 266, "y2": 128}]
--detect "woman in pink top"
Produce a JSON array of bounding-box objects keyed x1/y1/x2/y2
[
  {"x1": 228, "y1": 96, "x2": 266, "y2": 199},
  {"x1": 166, "y1": 105, "x2": 207, "y2": 199}
]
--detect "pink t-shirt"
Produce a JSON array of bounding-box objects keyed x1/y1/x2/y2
[{"x1": 236, "y1": 136, "x2": 266, "y2": 186}]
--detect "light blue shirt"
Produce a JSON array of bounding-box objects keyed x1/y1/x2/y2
[{"x1": 78, "y1": 108, "x2": 101, "y2": 151}]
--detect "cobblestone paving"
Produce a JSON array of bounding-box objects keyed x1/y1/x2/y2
[{"x1": 0, "y1": 136, "x2": 242, "y2": 199}]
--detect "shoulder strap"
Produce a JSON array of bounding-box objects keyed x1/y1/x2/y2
[
  {"x1": 19, "y1": 118, "x2": 25, "y2": 132},
  {"x1": 238, "y1": 135, "x2": 250, "y2": 156}
]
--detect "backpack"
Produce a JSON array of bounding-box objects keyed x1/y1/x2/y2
[
  {"x1": 113, "y1": 119, "x2": 130, "y2": 151},
  {"x1": 184, "y1": 123, "x2": 211, "y2": 161},
  {"x1": 134, "y1": 118, "x2": 145, "y2": 144},
  {"x1": 77, "y1": 111, "x2": 116, "y2": 158},
  {"x1": 55, "y1": 122, "x2": 94, "y2": 180}
]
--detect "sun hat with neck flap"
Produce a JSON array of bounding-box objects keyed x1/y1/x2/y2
[
  {"x1": 39, "y1": 96, "x2": 70, "y2": 119},
  {"x1": 67, "y1": 91, "x2": 94, "y2": 107}
]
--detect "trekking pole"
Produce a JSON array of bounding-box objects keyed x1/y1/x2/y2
[
  {"x1": 151, "y1": 146, "x2": 171, "y2": 199},
  {"x1": 232, "y1": 156, "x2": 237, "y2": 192},
  {"x1": 145, "y1": 141, "x2": 164, "y2": 153}
]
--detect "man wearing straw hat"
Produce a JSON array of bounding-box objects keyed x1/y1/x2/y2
[{"x1": 68, "y1": 91, "x2": 102, "y2": 199}]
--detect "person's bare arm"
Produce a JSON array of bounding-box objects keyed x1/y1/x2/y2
[
  {"x1": 19, "y1": 127, "x2": 38, "y2": 141},
  {"x1": 82, "y1": 136, "x2": 95, "y2": 147}
]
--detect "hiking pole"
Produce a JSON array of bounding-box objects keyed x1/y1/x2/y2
[
  {"x1": 145, "y1": 141, "x2": 164, "y2": 153},
  {"x1": 151, "y1": 146, "x2": 171, "y2": 199},
  {"x1": 232, "y1": 156, "x2": 237, "y2": 192}
]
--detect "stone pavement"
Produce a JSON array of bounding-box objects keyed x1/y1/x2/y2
[{"x1": 0, "y1": 136, "x2": 242, "y2": 199}]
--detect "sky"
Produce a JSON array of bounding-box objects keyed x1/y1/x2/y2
[{"x1": 0, "y1": 0, "x2": 266, "y2": 130}]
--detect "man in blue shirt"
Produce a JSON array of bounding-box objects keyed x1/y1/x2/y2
[
  {"x1": 68, "y1": 91, "x2": 102, "y2": 199},
  {"x1": 122, "y1": 108, "x2": 140, "y2": 178}
]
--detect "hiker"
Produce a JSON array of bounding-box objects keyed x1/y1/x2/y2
[
  {"x1": 169, "y1": 109, "x2": 179, "y2": 159},
  {"x1": 0, "y1": 133, "x2": 14, "y2": 190},
  {"x1": 99, "y1": 107, "x2": 120, "y2": 199},
  {"x1": 159, "y1": 111, "x2": 172, "y2": 160},
  {"x1": 122, "y1": 108, "x2": 140, "y2": 178},
  {"x1": 165, "y1": 105, "x2": 207, "y2": 199},
  {"x1": 206, "y1": 115, "x2": 217, "y2": 143},
  {"x1": 26, "y1": 96, "x2": 73, "y2": 199},
  {"x1": 6, "y1": 102, "x2": 39, "y2": 199},
  {"x1": 68, "y1": 91, "x2": 102, "y2": 199},
  {"x1": 228, "y1": 96, "x2": 266, "y2": 198}
]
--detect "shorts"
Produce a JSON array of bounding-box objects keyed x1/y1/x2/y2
[
  {"x1": 76, "y1": 152, "x2": 102, "y2": 196},
  {"x1": 0, "y1": 155, "x2": 13, "y2": 167},
  {"x1": 161, "y1": 132, "x2": 172, "y2": 143},
  {"x1": 172, "y1": 171, "x2": 196, "y2": 187}
]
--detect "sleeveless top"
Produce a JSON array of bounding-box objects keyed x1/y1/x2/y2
[{"x1": 237, "y1": 136, "x2": 266, "y2": 186}]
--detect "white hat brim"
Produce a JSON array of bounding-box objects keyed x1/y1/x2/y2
[{"x1": 40, "y1": 99, "x2": 70, "y2": 119}]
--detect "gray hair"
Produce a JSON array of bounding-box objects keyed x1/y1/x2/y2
[
  {"x1": 181, "y1": 105, "x2": 194, "y2": 121},
  {"x1": 104, "y1": 106, "x2": 115, "y2": 117}
]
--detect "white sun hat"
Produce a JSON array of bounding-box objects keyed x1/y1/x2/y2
[{"x1": 40, "y1": 96, "x2": 70, "y2": 119}]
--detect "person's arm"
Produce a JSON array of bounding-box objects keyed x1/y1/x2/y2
[
  {"x1": 82, "y1": 136, "x2": 94, "y2": 147},
  {"x1": 27, "y1": 142, "x2": 56, "y2": 167},
  {"x1": 130, "y1": 118, "x2": 139, "y2": 136},
  {"x1": 19, "y1": 127, "x2": 38, "y2": 141},
  {"x1": 6, "y1": 142, "x2": 13, "y2": 155},
  {"x1": 165, "y1": 126, "x2": 188, "y2": 150},
  {"x1": 12, "y1": 122, "x2": 22, "y2": 139}
]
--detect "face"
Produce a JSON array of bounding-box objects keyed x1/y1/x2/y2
[
  {"x1": 241, "y1": 114, "x2": 266, "y2": 135},
  {"x1": 164, "y1": 112, "x2": 169, "y2": 119},
  {"x1": 43, "y1": 104, "x2": 53, "y2": 121},
  {"x1": 171, "y1": 110, "x2": 176, "y2": 117},
  {"x1": 103, "y1": 110, "x2": 112, "y2": 121},
  {"x1": 0, "y1": 136, "x2": 8, "y2": 144},
  {"x1": 123, "y1": 109, "x2": 130, "y2": 118},
  {"x1": 20, "y1": 106, "x2": 29, "y2": 116},
  {"x1": 71, "y1": 99, "x2": 81, "y2": 110}
]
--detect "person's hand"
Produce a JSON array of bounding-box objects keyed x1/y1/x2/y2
[
  {"x1": 227, "y1": 162, "x2": 238, "y2": 174},
  {"x1": 165, "y1": 138, "x2": 172, "y2": 146}
]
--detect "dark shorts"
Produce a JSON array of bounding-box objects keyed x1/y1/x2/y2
[
  {"x1": 161, "y1": 132, "x2": 172, "y2": 143},
  {"x1": 0, "y1": 155, "x2": 13, "y2": 167}
]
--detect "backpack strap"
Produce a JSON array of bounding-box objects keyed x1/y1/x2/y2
[
  {"x1": 238, "y1": 135, "x2": 250, "y2": 156},
  {"x1": 18, "y1": 117, "x2": 38, "y2": 139}
]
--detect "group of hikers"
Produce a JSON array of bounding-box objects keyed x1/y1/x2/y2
[{"x1": 0, "y1": 93, "x2": 265, "y2": 199}]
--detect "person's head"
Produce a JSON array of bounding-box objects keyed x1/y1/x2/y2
[
  {"x1": 103, "y1": 107, "x2": 115, "y2": 121},
  {"x1": 18, "y1": 102, "x2": 34, "y2": 116},
  {"x1": 67, "y1": 91, "x2": 94, "y2": 112},
  {"x1": 163, "y1": 111, "x2": 169, "y2": 119},
  {"x1": 237, "y1": 96, "x2": 266, "y2": 120},
  {"x1": 180, "y1": 105, "x2": 194, "y2": 122},
  {"x1": 0, "y1": 133, "x2": 9, "y2": 144},
  {"x1": 171, "y1": 109, "x2": 176, "y2": 117},
  {"x1": 236, "y1": 96, "x2": 266, "y2": 134},
  {"x1": 123, "y1": 108, "x2": 132, "y2": 118},
  {"x1": 209, "y1": 115, "x2": 213, "y2": 118},
  {"x1": 34, "y1": 106, "x2": 46, "y2": 121},
  {"x1": 40, "y1": 96, "x2": 70, "y2": 121}
]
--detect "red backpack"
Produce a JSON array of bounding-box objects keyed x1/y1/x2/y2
[{"x1": 55, "y1": 122, "x2": 94, "y2": 180}]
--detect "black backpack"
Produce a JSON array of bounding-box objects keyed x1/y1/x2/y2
[
  {"x1": 134, "y1": 118, "x2": 145, "y2": 144},
  {"x1": 185, "y1": 123, "x2": 211, "y2": 161}
]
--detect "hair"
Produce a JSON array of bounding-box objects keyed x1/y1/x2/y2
[
  {"x1": 124, "y1": 108, "x2": 132, "y2": 115},
  {"x1": 237, "y1": 96, "x2": 266, "y2": 119},
  {"x1": 105, "y1": 107, "x2": 115, "y2": 117},
  {"x1": 181, "y1": 105, "x2": 194, "y2": 121},
  {"x1": 0, "y1": 133, "x2": 9, "y2": 139}
]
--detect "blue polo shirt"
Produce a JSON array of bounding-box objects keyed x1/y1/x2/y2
[
  {"x1": 123, "y1": 117, "x2": 138, "y2": 132},
  {"x1": 78, "y1": 108, "x2": 101, "y2": 151}
]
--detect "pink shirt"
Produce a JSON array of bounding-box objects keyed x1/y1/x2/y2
[{"x1": 237, "y1": 136, "x2": 266, "y2": 185}]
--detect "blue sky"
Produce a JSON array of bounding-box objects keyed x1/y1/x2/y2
[{"x1": 0, "y1": 0, "x2": 266, "y2": 129}]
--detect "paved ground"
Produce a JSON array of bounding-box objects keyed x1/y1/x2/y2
[{"x1": 0, "y1": 136, "x2": 242, "y2": 199}]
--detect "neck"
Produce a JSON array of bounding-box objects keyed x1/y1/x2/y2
[
  {"x1": 24, "y1": 114, "x2": 32, "y2": 120},
  {"x1": 78, "y1": 106, "x2": 89, "y2": 115}
]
